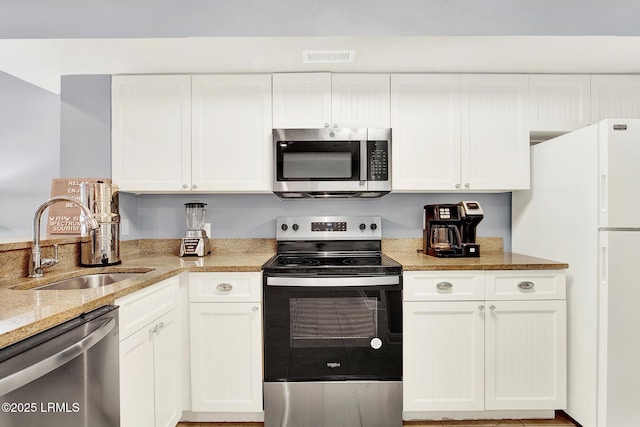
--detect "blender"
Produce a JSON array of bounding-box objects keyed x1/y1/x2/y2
[{"x1": 179, "y1": 201, "x2": 211, "y2": 257}]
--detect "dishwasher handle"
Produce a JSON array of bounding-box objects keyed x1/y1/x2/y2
[{"x1": 0, "y1": 317, "x2": 115, "y2": 396}]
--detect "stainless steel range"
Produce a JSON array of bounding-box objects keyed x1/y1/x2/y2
[{"x1": 262, "y1": 216, "x2": 402, "y2": 427}]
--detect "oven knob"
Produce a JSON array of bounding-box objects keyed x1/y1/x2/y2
[
  {"x1": 359, "y1": 223, "x2": 366, "y2": 231},
  {"x1": 370, "y1": 223, "x2": 378, "y2": 230},
  {"x1": 292, "y1": 224, "x2": 299, "y2": 231},
  {"x1": 370, "y1": 337, "x2": 383, "y2": 350},
  {"x1": 281, "y1": 224, "x2": 288, "y2": 231}
]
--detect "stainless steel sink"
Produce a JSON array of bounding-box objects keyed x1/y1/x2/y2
[{"x1": 33, "y1": 272, "x2": 144, "y2": 290}]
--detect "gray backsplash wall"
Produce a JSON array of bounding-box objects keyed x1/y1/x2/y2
[
  {"x1": 48, "y1": 74, "x2": 512, "y2": 250},
  {"x1": 136, "y1": 192, "x2": 512, "y2": 250}
]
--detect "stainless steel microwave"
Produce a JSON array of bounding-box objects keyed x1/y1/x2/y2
[{"x1": 273, "y1": 128, "x2": 391, "y2": 198}]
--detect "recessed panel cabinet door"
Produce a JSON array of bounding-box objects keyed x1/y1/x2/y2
[
  {"x1": 153, "y1": 309, "x2": 182, "y2": 427},
  {"x1": 120, "y1": 324, "x2": 155, "y2": 427},
  {"x1": 112, "y1": 75, "x2": 192, "y2": 192},
  {"x1": 484, "y1": 300, "x2": 567, "y2": 410},
  {"x1": 403, "y1": 301, "x2": 484, "y2": 412},
  {"x1": 272, "y1": 72, "x2": 332, "y2": 128},
  {"x1": 461, "y1": 74, "x2": 530, "y2": 190},
  {"x1": 191, "y1": 75, "x2": 272, "y2": 192},
  {"x1": 190, "y1": 302, "x2": 263, "y2": 413},
  {"x1": 391, "y1": 74, "x2": 462, "y2": 191}
]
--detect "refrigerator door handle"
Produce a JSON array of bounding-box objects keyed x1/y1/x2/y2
[
  {"x1": 600, "y1": 235, "x2": 608, "y2": 287},
  {"x1": 600, "y1": 173, "x2": 608, "y2": 217}
]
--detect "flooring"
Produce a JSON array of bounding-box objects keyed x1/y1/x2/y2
[{"x1": 176, "y1": 410, "x2": 578, "y2": 427}]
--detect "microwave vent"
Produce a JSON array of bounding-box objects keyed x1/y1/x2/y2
[{"x1": 302, "y1": 50, "x2": 355, "y2": 64}]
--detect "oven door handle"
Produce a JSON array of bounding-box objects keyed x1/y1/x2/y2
[{"x1": 266, "y1": 276, "x2": 400, "y2": 287}]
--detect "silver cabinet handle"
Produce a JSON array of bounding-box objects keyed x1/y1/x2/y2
[
  {"x1": 324, "y1": 123, "x2": 330, "y2": 128},
  {"x1": 216, "y1": 283, "x2": 233, "y2": 292},
  {"x1": 464, "y1": 183, "x2": 471, "y2": 189},
  {"x1": 518, "y1": 281, "x2": 535, "y2": 290},
  {"x1": 436, "y1": 281, "x2": 453, "y2": 290},
  {"x1": 158, "y1": 322, "x2": 165, "y2": 329},
  {"x1": 182, "y1": 184, "x2": 188, "y2": 189},
  {"x1": 252, "y1": 306, "x2": 259, "y2": 312},
  {"x1": 478, "y1": 305, "x2": 485, "y2": 311},
  {"x1": 489, "y1": 305, "x2": 496, "y2": 310},
  {"x1": 192, "y1": 184, "x2": 198, "y2": 189},
  {"x1": 455, "y1": 183, "x2": 461, "y2": 189},
  {"x1": 149, "y1": 325, "x2": 158, "y2": 334}
]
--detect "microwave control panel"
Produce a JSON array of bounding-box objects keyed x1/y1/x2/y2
[{"x1": 368, "y1": 141, "x2": 389, "y2": 181}]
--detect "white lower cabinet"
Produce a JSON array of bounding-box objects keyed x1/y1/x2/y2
[
  {"x1": 403, "y1": 270, "x2": 566, "y2": 419},
  {"x1": 117, "y1": 277, "x2": 182, "y2": 427},
  {"x1": 188, "y1": 272, "x2": 263, "y2": 418}
]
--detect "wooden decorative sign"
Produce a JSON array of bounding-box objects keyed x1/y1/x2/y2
[{"x1": 46, "y1": 178, "x2": 111, "y2": 235}]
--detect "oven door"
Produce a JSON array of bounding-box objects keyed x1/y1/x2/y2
[{"x1": 263, "y1": 275, "x2": 402, "y2": 382}]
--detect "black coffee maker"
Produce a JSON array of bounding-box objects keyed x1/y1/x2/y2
[{"x1": 423, "y1": 201, "x2": 484, "y2": 257}]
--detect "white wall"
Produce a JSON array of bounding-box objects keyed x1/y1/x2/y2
[{"x1": 0, "y1": 71, "x2": 60, "y2": 238}]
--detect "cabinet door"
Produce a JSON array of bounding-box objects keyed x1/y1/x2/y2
[
  {"x1": 403, "y1": 301, "x2": 484, "y2": 412},
  {"x1": 191, "y1": 74, "x2": 272, "y2": 192},
  {"x1": 190, "y1": 302, "x2": 263, "y2": 412},
  {"x1": 112, "y1": 75, "x2": 192, "y2": 192},
  {"x1": 331, "y1": 74, "x2": 390, "y2": 128},
  {"x1": 484, "y1": 300, "x2": 567, "y2": 410},
  {"x1": 461, "y1": 74, "x2": 530, "y2": 190},
  {"x1": 591, "y1": 75, "x2": 640, "y2": 121},
  {"x1": 529, "y1": 74, "x2": 591, "y2": 139},
  {"x1": 153, "y1": 309, "x2": 182, "y2": 427},
  {"x1": 120, "y1": 323, "x2": 155, "y2": 427},
  {"x1": 272, "y1": 72, "x2": 331, "y2": 128},
  {"x1": 390, "y1": 74, "x2": 461, "y2": 191}
]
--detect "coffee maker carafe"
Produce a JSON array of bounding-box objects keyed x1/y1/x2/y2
[
  {"x1": 180, "y1": 201, "x2": 211, "y2": 257},
  {"x1": 424, "y1": 201, "x2": 484, "y2": 257}
]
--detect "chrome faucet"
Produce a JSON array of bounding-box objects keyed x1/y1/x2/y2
[{"x1": 29, "y1": 196, "x2": 100, "y2": 278}]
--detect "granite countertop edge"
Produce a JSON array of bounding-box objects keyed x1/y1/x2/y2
[{"x1": 0, "y1": 251, "x2": 566, "y2": 349}]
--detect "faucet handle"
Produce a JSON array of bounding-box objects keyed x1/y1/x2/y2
[{"x1": 41, "y1": 244, "x2": 59, "y2": 268}]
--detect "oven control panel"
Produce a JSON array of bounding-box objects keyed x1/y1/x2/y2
[{"x1": 277, "y1": 216, "x2": 382, "y2": 241}]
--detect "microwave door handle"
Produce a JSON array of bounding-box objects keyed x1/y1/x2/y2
[{"x1": 360, "y1": 140, "x2": 367, "y2": 186}]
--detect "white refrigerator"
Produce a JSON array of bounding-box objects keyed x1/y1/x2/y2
[{"x1": 512, "y1": 119, "x2": 640, "y2": 427}]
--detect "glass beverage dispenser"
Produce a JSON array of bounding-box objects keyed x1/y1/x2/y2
[{"x1": 179, "y1": 201, "x2": 211, "y2": 257}]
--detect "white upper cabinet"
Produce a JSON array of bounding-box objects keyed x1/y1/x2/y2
[
  {"x1": 331, "y1": 74, "x2": 391, "y2": 128},
  {"x1": 461, "y1": 74, "x2": 530, "y2": 191},
  {"x1": 391, "y1": 74, "x2": 461, "y2": 191},
  {"x1": 529, "y1": 74, "x2": 591, "y2": 140},
  {"x1": 272, "y1": 72, "x2": 332, "y2": 128},
  {"x1": 591, "y1": 75, "x2": 640, "y2": 121},
  {"x1": 112, "y1": 75, "x2": 192, "y2": 192},
  {"x1": 191, "y1": 74, "x2": 272, "y2": 192},
  {"x1": 391, "y1": 74, "x2": 529, "y2": 192},
  {"x1": 272, "y1": 73, "x2": 390, "y2": 128},
  {"x1": 112, "y1": 74, "x2": 272, "y2": 193}
]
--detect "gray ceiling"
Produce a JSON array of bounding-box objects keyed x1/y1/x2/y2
[{"x1": 1, "y1": 0, "x2": 639, "y2": 38}]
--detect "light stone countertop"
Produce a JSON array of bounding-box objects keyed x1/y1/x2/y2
[
  {"x1": 0, "y1": 237, "x2": 567, "y2": 349},
  {"x1": 0, "y1": 252, "x2": 274, "y2": 349}
]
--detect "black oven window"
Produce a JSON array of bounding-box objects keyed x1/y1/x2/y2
[{"x1": 290, "y1": 297, "x2": 378, "y2": 348}]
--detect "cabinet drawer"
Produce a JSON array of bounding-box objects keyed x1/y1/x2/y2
[
  {"x1": 485, "y1": 270, "x2": 566, "y2": 300},
  {"x1": 404, "y1": 271, "x2": 484, "y2": 301},
  {"x1": 189, "y1": 272, "x2": 261, "y2": 302},
  {"x1": 116, "y1": 276, "x2": 180, "y2": 340}
]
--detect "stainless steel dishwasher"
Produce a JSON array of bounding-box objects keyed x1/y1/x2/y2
[{"x1": 0, "y1": 305, "x2": 119, "y2": 427}]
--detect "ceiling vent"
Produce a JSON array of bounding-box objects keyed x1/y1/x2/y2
[{"x1": 302, "y1": 50, "x2": 356, "y2": 64}]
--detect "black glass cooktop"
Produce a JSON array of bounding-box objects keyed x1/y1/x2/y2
[{"x1": 262, "y1": 252, "x2": 402, "y2": 276}]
